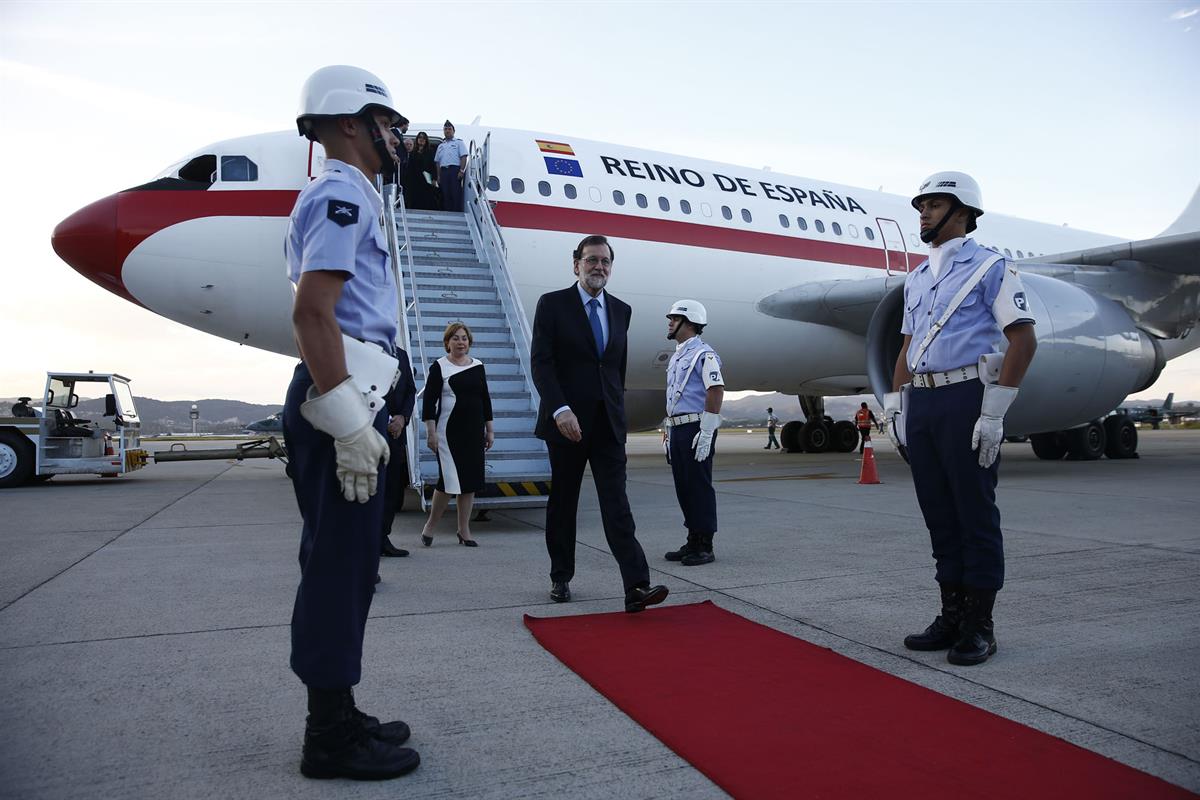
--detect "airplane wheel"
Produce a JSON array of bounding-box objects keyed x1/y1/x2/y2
[
  {"x1": 831, "y1": 421, "x2": 859, "y2": 452},
  {"x1": 780, "y1": 421, "x2": 804, "y2": 452},
  {"x1": 1065, "y1": 420, "x2": 1106, "y2": 461},
  {"x1": 1030, "y1": 432, "x2": 1068, "y2": 460},
  {"x1": 0, "y1": 430, "x2": 35, "y2": 488},
  {"x1": 1103, "y1": 416, "x2": 1138, "y2": 459},
  {"x1": 801, "y1": 421, "x2": 831, "y2": 453}
]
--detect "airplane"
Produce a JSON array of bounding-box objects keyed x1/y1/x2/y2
[
  {"x1": 49, "y1": 124, "x2": 1200, "y2": 462},
  {"x1": 1118, "y1": 393, "x2": 1199, "y2": 428},
  {"x1": 244, "y1": 412, "x2": 283, "y2": 435}
]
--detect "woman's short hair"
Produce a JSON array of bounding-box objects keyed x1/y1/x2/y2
[{"x1": 442, "y1": 321, "x2": 473, "y2": 351}]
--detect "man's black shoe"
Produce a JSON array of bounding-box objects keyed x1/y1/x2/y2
[
  {"x1": 300, "y1": 718, "x2": 420, "y2": 780},
  {"x1": 381, "y1": 538, "x2": 409, "y2": 557},
  {"x1": 625, "y1": 584, "x2": 669, "y2": 613},
  {"x1": 550, "y1": 581, "x2": 571, "y2": 602},
  {"x1": 904, "y1": 583, "x2": 962, "y2": 651},
  {"x1": 681, "y1": 549, "x2": 714, "y2": 566}
]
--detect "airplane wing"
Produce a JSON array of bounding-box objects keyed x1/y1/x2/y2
[{"x1": 1027, "y1": 230, "x2": 1200, "y2": 276}]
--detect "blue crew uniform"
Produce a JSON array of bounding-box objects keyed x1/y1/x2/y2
[
  {"x1": 282, "y1": 159, "x2": 399, "y2": 689},
  {"x1": 665, "y1": 336, "x2": 724, "y2": 548},
  {"x1": 901, "y1": 237, "x2": 1034, "y2": 592}
]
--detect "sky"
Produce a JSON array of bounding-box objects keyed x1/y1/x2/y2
[{"x1": 1, "y1": 1, "x2": 1198, "y2": 404}]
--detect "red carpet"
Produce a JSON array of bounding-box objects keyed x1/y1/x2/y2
[{"x1": 524, "y1": 601, "x2": 1195, "y2": 799}]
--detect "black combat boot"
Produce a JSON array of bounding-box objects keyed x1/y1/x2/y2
[
  {"x1": 681, "y1": 532, "x2": 715, "y2": 566},
  {"x1": 903, "y1": 583, "x2": 962, "y2": 651},
  {"x1": 665, "y1": 531, "x2": 697, "y2": 562},
  {"x1": 300, "y1": 687, "x2": 420, "y2": 780},
  {"x1": 345, "y1": 688, "x2": 411, "y2": 745},
  {"x1": 948, "y1": 587, "x2": 998, "y2": 666}
]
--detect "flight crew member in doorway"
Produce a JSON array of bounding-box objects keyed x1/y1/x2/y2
[
  {"x1": 885, "y1": 171, "x2": 1036, "y2": 667},
  {"x1": 531, "y1": 235, "x2": 669, "y2": 612},
  {"x1": 434, "y1": 120, "x2": 468, "y2": 212},
  {"x1": 282, "y1": 65, "x2": 420, "y2": 780},
  {"x1": 662, "y1": 300, "x2": 725, "y2": 566}
]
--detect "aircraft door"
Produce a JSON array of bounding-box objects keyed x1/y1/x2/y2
[
  {"x1": 481, "y1": 132, "x2": 490, "y2": 192},
  {"x1": 875, "y1": 218, "x2": 909, "y2": 275}
]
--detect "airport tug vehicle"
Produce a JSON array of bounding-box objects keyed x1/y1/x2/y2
[{"x1": 0, "y1": 372, "x2": 149, "y2": 488}]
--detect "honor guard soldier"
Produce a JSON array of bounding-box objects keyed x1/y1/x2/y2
[
  {"x1": 662, "y1": 300, "x2": 725, "y2": 566},
  {"x1": 281, "y1": 65, "x2": 420, "y2": 780},
  {"x1": 885, "y1": 171, "x2": 1037, "y2": 666}
]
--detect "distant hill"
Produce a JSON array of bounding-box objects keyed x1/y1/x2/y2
[{"x1": 0, "y1": 396, "x2": 282, "y2": 435}]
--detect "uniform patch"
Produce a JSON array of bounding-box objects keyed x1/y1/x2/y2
[
  {"x1": 327, "y1": 200, "x2": 359, "y2": 227},
  {"x1": 1013, "y1": 292, "x2": 1028, "y2": 311},
  {"x1": 709, "y1": 371, "x2": 720, "y2": 381}
]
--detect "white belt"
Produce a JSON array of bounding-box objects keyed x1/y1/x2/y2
[
  {"x1": 911, "y1": 364, "x2": 979, "y2": 389},
  {"x1": 663, "y1": 413, "x2": 701, "y2": 427}
]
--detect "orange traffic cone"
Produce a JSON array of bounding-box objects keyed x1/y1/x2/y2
[{"x1": 858, "y1": 440, "x2": 881, "y2": 484}]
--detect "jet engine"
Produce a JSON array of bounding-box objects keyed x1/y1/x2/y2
[{"x1": 865, "y1": 273, "x2": 1164, "y2": 436}]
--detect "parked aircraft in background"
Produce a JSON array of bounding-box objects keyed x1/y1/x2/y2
[
  {"x1": 1119, "y1": 393, "x2": 1199, "y2": 428},
  {"x1": 244, "y1": 412, "x2": 283, "y2": 435},
  {"x1": 49, "y1": 124, "x2": 1200, "y2": 463}
]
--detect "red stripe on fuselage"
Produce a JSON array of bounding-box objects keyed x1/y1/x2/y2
[
  {"x1": 492, "y1": 201, "x2": 924, "y2": 271},
  {"x1": 109, "y1": 190, "x2": 921, "y2": 282}
]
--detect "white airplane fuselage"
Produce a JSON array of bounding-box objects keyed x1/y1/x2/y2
[{"x1": 58, "y1": 125, "x2": 1132, "y2": 406}]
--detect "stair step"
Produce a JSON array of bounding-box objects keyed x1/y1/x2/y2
[
  {"x1": 415, "y1": 290, "x2": 500, "y2": 303},
  {"x1": 411, "y1": 275, "x2": 496, "y2": 288},
  {"x1": 408, "y1": 259, "x2": 489, "y2": 269},
  {"x1": 416, "y1": 307, "x2": 506, "y2": 319}
]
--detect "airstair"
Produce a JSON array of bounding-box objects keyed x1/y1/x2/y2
[{"x1": 389, "y1": 136, "x2": 550, "y2": 510}]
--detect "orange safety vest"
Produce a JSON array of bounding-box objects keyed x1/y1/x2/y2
[{"x1": 855, "y1": 408, "x2": 872, "y2": 428}]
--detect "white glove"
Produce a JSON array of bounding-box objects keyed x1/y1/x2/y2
[
  {"x1": 884, "y1": 390, "x2": 905, "y2": 451},
  {"x1": 300, "y1": 377, "x2": 390, "y2": 503},
  {"x1": 972, "y1": 384, "x2": 1018, "y2": 468},
  {"x1": 691, "y1": 412, "x2": 721, "y2": 462}
]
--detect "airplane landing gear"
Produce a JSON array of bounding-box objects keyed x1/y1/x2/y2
[{"x1": 1029, "y1": 416, "x2": 1139, "y2": 460}]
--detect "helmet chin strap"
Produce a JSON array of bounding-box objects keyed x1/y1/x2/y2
[
  {"x1": 919, "y1": 198, "x2": 962, "y2": 244},
  {"x1": 362, "y1": 112, "x2": 397, "y2": 184}
]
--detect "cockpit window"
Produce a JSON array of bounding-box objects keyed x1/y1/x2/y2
[
  {"x1": 178, "y1": 154, "x2": 216, "y2": 184},
  {"x1": 220, "y1": 155, "x2": 258, "y2": 182}
]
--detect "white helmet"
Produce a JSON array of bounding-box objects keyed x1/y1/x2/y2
[
  {"x1": 911, "y1": 171, "x2": 984, "y2": 233},
  {"x1": 296, "y1": 65, "x2": 400, "y2": 141},
  {"x1": 667, "y1": 299, "x2": 708, "y2": 326}
]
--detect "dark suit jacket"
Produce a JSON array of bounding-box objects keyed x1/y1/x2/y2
[
  {"x1": 531, "y1": 285, "x2": 630, "y2": 444},
  {"x1": 386, "y1": 349, "x2": 416, "y2": 422}
]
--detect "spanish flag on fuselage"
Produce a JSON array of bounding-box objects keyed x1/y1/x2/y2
[{"x1": 536, "y1": 140, "x2": 575, "y2": 156}]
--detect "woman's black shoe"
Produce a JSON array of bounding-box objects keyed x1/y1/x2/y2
[{"x1": 457, "y1": 532, "x2": 478, "y2": 547}]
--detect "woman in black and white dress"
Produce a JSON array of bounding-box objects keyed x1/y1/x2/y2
[{"x1": 420, "y1": 322, "x2": 494, "y2": 546}]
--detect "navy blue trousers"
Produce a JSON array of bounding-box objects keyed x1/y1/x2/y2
[
  {"x1": 545, "y1": 405, "x2": 649, "y2": 591},
  {"x1": 282, "y1": 363, "x2": 387, "y2": 688},
  {"x1": 669, "y1": 421, "x2": 718, "y2": 537},
  {"x1": 905, "y1": 379, "x2": 1004, "y2": 591},
  {"x1": 439, "y1": 166, "x2": 463, "y2": 212}
]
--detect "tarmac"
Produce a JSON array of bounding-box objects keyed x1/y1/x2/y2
[{"x1": 1, "y1": 429, "x2": 1198, "y2": 799}]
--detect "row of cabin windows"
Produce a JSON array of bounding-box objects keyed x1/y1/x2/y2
[{"x1": 492, "y1": 175, "x2": 1041, "y2": 257}]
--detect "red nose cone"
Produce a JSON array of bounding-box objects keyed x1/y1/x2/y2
[{"x1": 52, "y1": 194, "x2": 134, "y2": 302}]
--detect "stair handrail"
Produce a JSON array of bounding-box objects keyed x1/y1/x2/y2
[
  {"x1": 463, "y1": 136, "x2": 539, "y2": 411},
  {"x1": 382, "y1": 181, "x2": 428, "y2": 497}
]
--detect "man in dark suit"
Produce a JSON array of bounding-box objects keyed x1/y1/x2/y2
[
  {"x1": 381, "y1": 348, "x2": 416, "y2": 559},
  {"x1": 531, "y1": 234, "x2": 669, "y2": 613}
]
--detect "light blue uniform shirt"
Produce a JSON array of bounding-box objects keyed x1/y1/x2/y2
[
  {"x1": 434, "y1": 137, "x2": 468, "y2": 169},
  {"x1": 666, "y1": 336, "x2": 724, "y2": 415},
  {"x1": 285, "y1": 159, "x2": 398, "y2": 350},
  {"x1": 901, "y1": 238, "x2": 1035, "y2": 373}
]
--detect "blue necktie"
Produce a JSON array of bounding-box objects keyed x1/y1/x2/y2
[{"x1": 587, "y1": 298, "x2": 605, "y2": 356}]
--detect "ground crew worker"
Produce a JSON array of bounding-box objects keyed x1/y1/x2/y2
[
  {"x1": 661, "y1": 300, "x2": 725, "y2": 566},
  {"x1": 885, "y1": 171, "x2": 1037, "y2": 667},
  {"x1": 764, "y1": 407, "x2": 780, "y2": 450},
  {"x1": 854, "y1": 402, "x2": 879, "y2": 454},
  {"x1": 281, "y1": 65, "x2": 420, "y2": 780}
]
